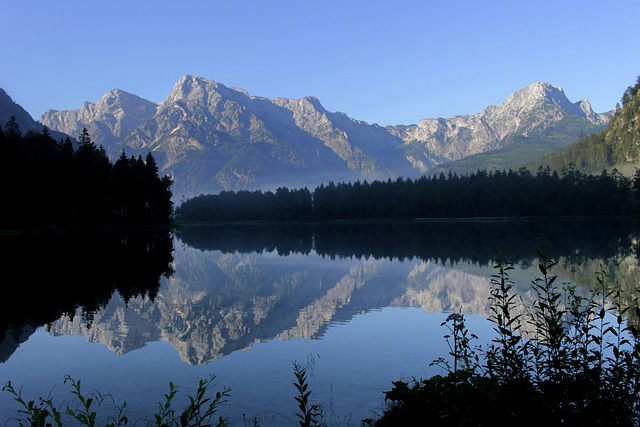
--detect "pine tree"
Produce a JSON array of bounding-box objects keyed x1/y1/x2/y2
[
  {"x1": 4, "y1": 116, "x2": 21, "y2": 140},
  {"x1": 78, "y1": 127, "x2": 92, "y2": 148}
]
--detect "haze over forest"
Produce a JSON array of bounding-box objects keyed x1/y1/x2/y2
[{"x1": 4, "y1": 73, "x2": 635, "y2": 203}]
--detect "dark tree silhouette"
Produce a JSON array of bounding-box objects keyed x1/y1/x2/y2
[
  {"x1": 0, "y1": 120, "x2": 173, "y2": 228},
  {"x1": 175, "y1": 167, "x2": 640, "y2": 223}
]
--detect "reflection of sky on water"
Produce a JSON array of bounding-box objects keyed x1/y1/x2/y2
[
  {"x1": 0, "y1": 307, "x2": 494, "y2": 426},
  {"x1": 3, "y1": 219, "x2": 640, "y2": 426}
]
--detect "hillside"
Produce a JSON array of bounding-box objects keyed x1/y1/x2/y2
[
  {"x1": 528, "y1": 75, "x2": 640, "y2": 175},
  {"x1": 0, "y1": 89, "x2": 68, "y2": 142}
]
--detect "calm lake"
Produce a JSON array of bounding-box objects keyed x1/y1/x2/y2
[{"x1": 1, "y1": 219, "x2": 639, "y2": 426}]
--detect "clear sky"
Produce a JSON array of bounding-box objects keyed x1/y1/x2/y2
[{"x1": 1, "y1": 0, "x2": 639, "y2": 126}]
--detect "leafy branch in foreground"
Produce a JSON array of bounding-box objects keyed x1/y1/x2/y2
[
  {"x1": 2, "y1": 380, "x2": 62, "y2": 427},
  {"x1": 64, "y1": 375, "x2": 128, "y2": 427},
  {"x1": 292, "y1": 362, "x2": 326, "y2": 427},
  {"x1": 176, "y1": 376, "x2": 230, "y2": 427},
  {"x1": 374, "y1": 250, "x2": 640, "y2": 426},
  {"x1": 2, "y1": 374, "x2": 230, "y2": 427}
]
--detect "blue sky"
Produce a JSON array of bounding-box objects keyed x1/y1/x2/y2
[{"x1": 1, "y1": 0, "x2": 639, "y2": 126}]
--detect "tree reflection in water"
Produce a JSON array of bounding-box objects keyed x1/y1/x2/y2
[
  {"x1": 2, "y1": 219, "x2": 640, "y2": 425},
  {"x1": 3, "y1": 219, "x2": 640, "y2": 362},
  {"x1": 0, "y1": 229, "x2": 174, "y2": 352}
]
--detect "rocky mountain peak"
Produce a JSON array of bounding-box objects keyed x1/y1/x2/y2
[
  {"x1": 102, "y1": 88, "x2": 146, "y2": 106},
  {"x1": 497, "y1": 82, "x2": 606, "y2": 124},
  {"x1": 300, "y1": 96, "x2": 325, "y2": 112},
  {"x1": 167, "y1": 75, "x2": 210, "y2": 102},
  {"x1": 500, "y1": 82, "x2": 571, "y2": 112},
  {"x1": 387, "y1": 81, "x2": 611, "y2": 172},
  {"x1": 167, "y1": 75, "x2": 250, "y2": 105},
  {"x1": 33, "y1": 76, "x2": 611, "y2": 199},
  {"x1": 40, "y1": 88, "x2": 157, "y2": 144},
  {"x1": 272, "y1": 95, "x2": 326, "y2": 118},
  {"x1": 524, "y1": 81, "x2": 565, "y2": 99},
  {"x1": 577, "y1": 98, "x2": 609, "y2": 125}
]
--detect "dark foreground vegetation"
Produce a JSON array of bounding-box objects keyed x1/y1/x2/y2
[
  {"x1": 368, "y1": 252, "x2": 640, "y2": 427},
  {"x1": 4, "y1": 251, "x2": 640, "y2": 426},
  {"x1": 0, "y1": 120, "x2": 173, "y2": 228},
  {"x1": 175, "y1": 166, "x2": 640, "y2": 222}
]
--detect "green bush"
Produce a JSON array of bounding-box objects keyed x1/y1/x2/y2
[{"x1": 370, "y1": 251, "x2": 640, "y2": 426}]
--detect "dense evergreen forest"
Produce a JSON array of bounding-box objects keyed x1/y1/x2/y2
[
  {"x1": 0, "y1": 118, "x2": 173, "y2": 227},
  {"x1": 175, "y1": 166, "x2": 640, "y2": 222}
]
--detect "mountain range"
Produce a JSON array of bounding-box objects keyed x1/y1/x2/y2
[{"x1": 2, "y1": 76, "x2": 611, "y2": 200}]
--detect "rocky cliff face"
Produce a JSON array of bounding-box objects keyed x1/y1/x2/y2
[
  {"x1": 40, "y1": 88, "x2": 157, "y2": 149},
  {"x1": 117, "y1": 76, "x2": 413, "y2": 197},
  {"x1": 38, "y1": 77, "x2": 610, "y2": 198},
  {"x1": 388, "y1": 82, "x2": 611, "y2": 171}
]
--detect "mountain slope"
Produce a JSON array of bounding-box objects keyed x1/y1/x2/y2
[
  {"x1": 37, "y1": 77, "x2": 611, "y2": 198},
  {"x1": 117, "y1": 76, "x2": 414, "y2": 198},
  {"x1": 40, "y1": 88, "x2": 157, "y2": 149},
  {"x1": 527, "y1": 76, "x2": 640, "y2": 175},
  {"x1": 392, "y1": 82, "x2": 611, "y2": 174},
  {"x1": 0, "y1": 89, "x2": 68, "y2": 141}
]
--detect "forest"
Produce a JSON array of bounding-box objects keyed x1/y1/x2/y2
[
  {"x1": 175, "y1": 166, "x2": 640, "y2": 222},
  {"x1": 0, "y1": 118, "x2": 173, "y2": 227}
]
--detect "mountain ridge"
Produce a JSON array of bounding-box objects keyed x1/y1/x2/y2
[
  {"x1": 30, "y1": 76, "x2": 612, "y2": 199},
  {"x1": 40, "y1": 88, "x2": 157, "y2": 149},
  {"x1": 526, "y1": 76, "x2": 640, "y2": 175},
  {"x1": 390, "y1": 82, "x2": 611, "y2": 172}
]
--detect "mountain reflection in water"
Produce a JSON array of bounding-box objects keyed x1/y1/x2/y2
[
  {"x1": 2, "y1": 219, "x2": 638, "y2": 364},
  {"x1": 0, "y1": 228, "x2": 174, "y2": 360},
  {"x1": 2, "y1": 219, "x2": 640, "y2": 425}
]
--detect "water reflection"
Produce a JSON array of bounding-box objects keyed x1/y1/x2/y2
[
  {"x1": 4, "y1": 219, "x2": 637, "y2": 366},
  {"x1": 176, "y1": 219, "x2": 638, "y2": 264},
  {"x1": 0, "y1": 229, "x2": 174, "y2": 361}
]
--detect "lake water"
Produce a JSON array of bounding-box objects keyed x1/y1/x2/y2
[{"x1": 1, "y1": 220, "x2": 639, "y2": 426}]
